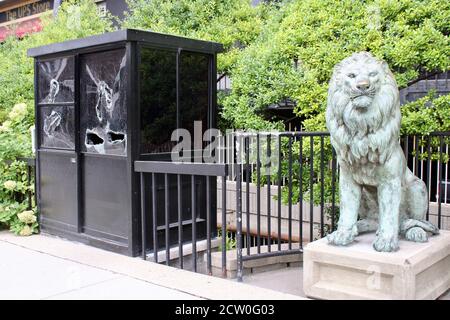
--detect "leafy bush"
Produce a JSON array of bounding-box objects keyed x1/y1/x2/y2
[
  {"x1": 221, "y1": 0, "x2": 449, "y2": 230},
  {"x1": 221, "y1": 0, "x2": 450, "y2": 132},
  {"x1": 124, "y1": 0, "x2": 273, "y2": 73},
  {"x1": 0, "y1": 103, "x2": 36, "y2": 234},
  {"x1": 0, "y1": 0, "x2": 114, "y2": 234},
  {"x1": 125, "y1": 0, "x2": 449, "y2": 233}
]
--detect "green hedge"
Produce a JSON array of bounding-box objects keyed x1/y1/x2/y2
[
  {"x1": 218, "y1": 0, "x2": 450, "y2": 132},
  {"x1": 0, "y1": 0, "x2": 113, "y2": 234}
]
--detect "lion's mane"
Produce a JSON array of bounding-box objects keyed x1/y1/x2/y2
[{"x1": 326, "y1": 52, "x2": 401, "y2": 166}]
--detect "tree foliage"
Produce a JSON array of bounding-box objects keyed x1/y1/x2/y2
[
  {"x1": 125, "y1": 0, "x2": 449, "y2": 227},
  {"x1": 220, "y1": 0, "x2": 449, "y2": 132},
  {"x1": 0, "y1": 0, "x2": 113, "y2": 233},
  {"x1": 124, "y1": 0, "x2": 271, "y2": 73}
]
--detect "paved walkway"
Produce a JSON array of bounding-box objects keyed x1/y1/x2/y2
[
  {"x1": 0, "y1": 241, "x2": 198, "y2": 300},
  {"x1": 0, "y1": 231, "x2": 302, "y2": 300}
]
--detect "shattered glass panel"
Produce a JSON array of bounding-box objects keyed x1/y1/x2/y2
[
  {"x1": 139, "y1": 48, "x2": 177, "y2": 155},
  {"x1": 80, "y1": 49, "x2": 127, "y2": 155},
  {"x1": 39, "y1": 106, "x2": 75, "y2": 149},
  {"x1": 38, "y1": 57, "x2": 75, "y2": 104}
]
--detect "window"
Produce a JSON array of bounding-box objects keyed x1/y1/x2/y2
[
  {"x1": 37, "y1": 57, "x2": 75, "y2": 150},
  {"x1": 80, "y1": 49, "x2": 127, "y2": 155},
  {"x1": 139, "y1": 48, "x2": 177, "y2": 155}
]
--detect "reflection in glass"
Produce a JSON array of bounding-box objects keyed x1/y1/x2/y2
[
  {"x1": 139, "y1": 48, "x2": 177, "y2": 155},
  {"x1": 80, "y1": 49, "x2": 127, "y2": 155},
  {"x1": 40, "y1": 106, "x2": 75, "y2": 149},
  {"x1": 38, "y1": 57, "x2": 75, "y2": 104},
  {"x1": 180, "y1": 52, "x2": 210, "y2": 161}
]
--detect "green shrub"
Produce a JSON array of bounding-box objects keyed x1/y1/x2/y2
[
  {"x1": 221, "y1": 0, "x2": 450, "y2": 132},
  {"x1": 0, "y1": 0, "x2": 114, "y2": 234},
  {"x1": 125, "y1": 0, "x2": 449, "y2": 234},
  {"x1": 124, "y1": 0, "x2": 273, "y2": 73}
]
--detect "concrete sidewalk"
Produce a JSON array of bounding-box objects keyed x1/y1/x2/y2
[
  {"x1": 0, "y1": 231, "x2": 303, "y2": 300},
  {"x1": 0, "y1": 241, "x2": 199, "y2": 300}
]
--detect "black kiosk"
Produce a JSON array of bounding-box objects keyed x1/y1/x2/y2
[{"x1": 28, "y1": 29, "x2": 223, "y2": 256}]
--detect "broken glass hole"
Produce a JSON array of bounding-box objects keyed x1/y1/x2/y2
[
  {"x1": 107, "y1": 131, "x2": 125, "y2": 144},
  {"x1": 86, "y1": 131, "x2": 104, "y2": 146}
]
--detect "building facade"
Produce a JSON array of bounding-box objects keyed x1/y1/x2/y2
[{"x1": 0, "y1": 0, "x2": 128, "y2": 42}]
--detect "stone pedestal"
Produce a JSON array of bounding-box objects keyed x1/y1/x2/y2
[{"x1": 304, "y1": 230, "x2": 450, "y2": 300}]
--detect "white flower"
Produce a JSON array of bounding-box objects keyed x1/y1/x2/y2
[
  {"x1": 18, "y1": 210, "x2": 36, "y2": 224},
  {"x1": 8, "y1": 103, "x2": 27, "y2": 122},
  {"x1": 0, "y1": 120, "x2": 12, "y2": 132},
  {"x1": 3, "y1": 180, "x2": 17, "y2": 190},
  {"x1": 19, "y1": 225, "x2": 33, "y2": 236}
]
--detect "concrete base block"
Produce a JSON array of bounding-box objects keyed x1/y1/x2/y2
[
  {"x1": 211, "y1": 242, "x2": 302, "y2": 278},
  {"x1": 303, "y1": 230, "x2": 450, "y2": 300}
]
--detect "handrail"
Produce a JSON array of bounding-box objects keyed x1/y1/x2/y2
[{"x1": 134, "y1": 161, "x2": 228, "y2": 176}]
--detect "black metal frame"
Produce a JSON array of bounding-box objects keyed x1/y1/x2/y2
[
  {"x1": 136, "y1": 161, "x2": 228, "y2": 275},
  {"x1": 230, "y1": 131, "x2": 449, "y2": 281},
  {"x1": 28, "y1": 29, "x2": 223, "y2": 256}
]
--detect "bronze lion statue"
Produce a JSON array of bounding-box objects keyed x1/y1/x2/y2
[{"x1": 325, "y1": 52, "x2": 439, "y2": 252}]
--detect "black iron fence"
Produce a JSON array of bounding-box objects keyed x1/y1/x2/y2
[
  {"x1": 135, "y1": 161, "x2": 229, "y2": 276},
  {"x1": 135, "y1": 131, "x2": 449, "y2": 282}
]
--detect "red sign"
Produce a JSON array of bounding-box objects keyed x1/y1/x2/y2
[{"x1": 0, "y1": 16, "x2": 43, "y2": 42}]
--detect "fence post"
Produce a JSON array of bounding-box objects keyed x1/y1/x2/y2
[{"x1": 236, "y1": 161, "x2": 243, "y2": 282}]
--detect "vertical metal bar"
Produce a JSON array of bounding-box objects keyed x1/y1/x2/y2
[
  {"x1": 33, "y1": 44, "x2": 42, "y2": 231},
  {"x1": 124, "y1": 42, "x2": 138, "y2": 256},
  {"x1": 74, "y1": 53, "x2": 83, "y2": 235},
  {"x1": 165, "y1": 174, "x2": 170, "y2": 265},
  {"x1": 426, "y1": 136, "x2": 431, "y2": 220},
  {"x1": 221, "y1": 176, "x2": 227, "y2": 277},
  {"x1": 33, "y1": 163, "x2": 38, "y2": 214},
  {"x1": 245, "y1": 137, "x2": 251, "y2": 256},
  {"x1": 206, "y1": 177, "x2": 212, "y2": 275},
  {"x1": 446, "y1": 144, "x2": 449, "y2": 205},
  {"x1": 288, "y1": 136, "x2": 293, "y2": 250},
  {"x1": 256, "y1": 134, "x2": 261, "y2": 254},
  {"x1": 266, "y1": 136, "x2": 272, "y2": 252},
  {"x1": 309, "y1": 136, "x2": 314, "y2": 242},
  {"x1": 236, "y1": 163, "x2": 243, "y2": 282},
  {"x1": 176, "y1": 48, "x2": 182, "y2": 268},
  {"x1": 331, "y1": 148, "x2": 337, "y2": 232},
  {"x1": 152, "y1": 173, "x2": 158, "y2": 263},
  {"x1": 191, "y1": 175, "x2": 197, "y2": 272},
  {"x1": 299, "y1": 136, "x2": 303, "y2": 248},
  {"x1": 176, "y1": 49, "x2": 181, "y2": 129},
  {"x1": 320, "y1": 136, "x2": 325, "y2": 238},
  {"x1": 277, "y1": 135, "x2": 282, "y2": 251},
  {"x1": 438, "y1": 136, "x2": 443, "y2": 229},
  {"x1": 177, "y1": 174, "x2": 183, "y2": 269},
  {"x1": 140, "y1": 173, "x2": 147, "y2": 260}
]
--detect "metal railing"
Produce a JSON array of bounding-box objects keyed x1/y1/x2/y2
[
  {"x1": 135, "y1": 131, "x2": 449, "y2": 282},
  {"x1": 228, "y1": 132, "x2": 335, "y2": 281},
  {"x1": 225, "y1": 131, "x2": 450, "y2": 281},
  {"x1": 401, "y1": 132, "x2": 450, "y2": 228},
  {"x1": 135, "y1": 161, "x2": 229, "y2": 276}
]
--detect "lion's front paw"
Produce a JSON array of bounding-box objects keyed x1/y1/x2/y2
[
  {"x1": 405, "y1": 227, "x2": 428, "y2": 243},
  {"x1": 327, "y1": 226, "x2": 357, "y2": 246},
  {"x1": 373, "y1": 233, "x2": 399, "y2": 252}
]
